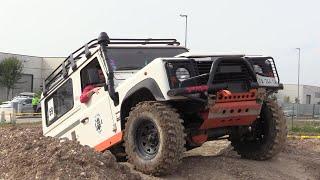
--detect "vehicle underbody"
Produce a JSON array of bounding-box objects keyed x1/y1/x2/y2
[{"x1": 164, "y1": 57, "x2": 279, "y2": 148}]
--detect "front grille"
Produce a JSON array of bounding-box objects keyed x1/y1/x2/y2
[
  {"x1": 213, "y1": 61, "x2": 252, "y2": 83},
  {"x1": 195, "y1": 60, "x2": 253, "y2": 87},
  {"x1": 196, "y1": 61, "x2": 213, "y2": 75},
  {"x1": 195, "y1": 61, "x2": 212, "y2": 84}
]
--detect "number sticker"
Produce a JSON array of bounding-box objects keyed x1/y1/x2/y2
[
  {"x1": 94, "y1": 114, "x2": 103, "y2": 133},
  {"x1": 48, "y1": 98, "x2": 55, "y2": 121}
]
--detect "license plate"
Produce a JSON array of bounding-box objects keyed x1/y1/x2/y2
[{"x1": 256, "y1": 74, "x2": 279, "y2": 87}]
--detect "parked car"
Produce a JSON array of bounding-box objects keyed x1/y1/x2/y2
[{"x1": 0, "y1": 96, "x2": 36, "y2": 113}]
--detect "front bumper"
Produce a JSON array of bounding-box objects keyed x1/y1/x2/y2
[{"x1": 199, "y1": 89, "x2": 262, "y2": 129}]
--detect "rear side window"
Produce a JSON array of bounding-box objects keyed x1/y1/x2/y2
[
  {"x1": 45, "y1": 79, "x2": 74, "y2": 126},
  {"x1": 24, "y1": 99, "x2": 32, "y2": 104}
]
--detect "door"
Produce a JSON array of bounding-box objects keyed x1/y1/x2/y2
[
  {"x1": 306, "y1": 95, "x2": 311, "y2": 104},
  {"x1": 75, "y1": 55, "x2": 118, "y2": 149}
]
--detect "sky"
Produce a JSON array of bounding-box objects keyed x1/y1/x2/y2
[{"x1": 0, "y1": 0, "x2": 319, "y2": 86}]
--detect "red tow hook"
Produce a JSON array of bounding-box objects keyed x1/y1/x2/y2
[{"x1": 219, "y1": 89, "x2": 232, "y2": 97}]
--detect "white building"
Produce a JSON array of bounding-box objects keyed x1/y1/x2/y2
[
  {"x1": 0, "y1": 52, "x2": 64, "y2": 101},
  {"x1": 277, "y1": 84, "x2": 320, "y2": 104}
]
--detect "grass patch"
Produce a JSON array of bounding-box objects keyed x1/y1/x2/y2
[
  {"x1": 286, "y1": 119, "x2": 320, "y2": 135},
  {"x1": 290, "y1": 123, "x2": 320, "y2": 135},
  {"x1": 292, "y1": 126, "x2": 320, "y2": 134}
]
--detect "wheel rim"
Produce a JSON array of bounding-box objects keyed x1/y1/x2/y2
[{"x1": 135, "y1": 118, "x2": 159, "y2": 159}]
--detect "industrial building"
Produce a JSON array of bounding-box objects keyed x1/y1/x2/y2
[
  {"x1": 0, "y1": 52, "x2": 64, "y2": 101},
  {"x1": 277, "y1": 84, "x2": 320, "y2": 105}
]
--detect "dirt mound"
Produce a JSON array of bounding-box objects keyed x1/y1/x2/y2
[{"x1": 0, "y1": 124, "x2": 141, "y2": 180}]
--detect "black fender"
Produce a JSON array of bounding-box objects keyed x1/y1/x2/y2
[
  {"x1": 123, "y1": 78, "x2": 165, "y2": 101},
  {"x1": 120, "y1": 78, "x2": 165, "y2": 130}
]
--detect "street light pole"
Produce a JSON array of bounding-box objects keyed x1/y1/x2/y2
[
  {"x1": 180, "y1": 14, "x2": 188, "y2": 48},
  {"x1": 296, "y1": 48, "x2": 301, "y2": 119},
  {"x1": 296, "y1": 48, "x2": 301, "y2": 104}
]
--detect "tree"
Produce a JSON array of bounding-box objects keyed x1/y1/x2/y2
[{"x1": 0, "y1": 57, "x2": 23, "y2": 100}]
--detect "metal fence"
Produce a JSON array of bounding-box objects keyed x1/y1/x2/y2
[
  {"x1": 281, "y1": 103, "x2": 320, "y2": 119},
  {"x1": 281, "y1": 103, "x2": 320, "y2": 131}
]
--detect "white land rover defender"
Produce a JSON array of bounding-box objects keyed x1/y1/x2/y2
[{"x1": 41, "y1": 32, "x2": 286, "y2": 175}]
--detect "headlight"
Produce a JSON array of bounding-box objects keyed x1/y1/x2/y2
[
  {"x1": 176, "y1": 67, "x2": 190, "y2": 81},
  {"x1": 165, "y1": 60, "x2": 197, "y2": 88}
]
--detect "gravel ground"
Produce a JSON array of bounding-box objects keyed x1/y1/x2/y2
[{"x1": 1, "y1": 123, "x2": 319, "y2": 180}]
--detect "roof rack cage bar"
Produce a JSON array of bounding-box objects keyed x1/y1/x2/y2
[
  {"x1": 45, "y1": 39, "x2": 98, "y2": 82},
  {"x1": 85, "y1": 43, "x2": 92, "y2": 58},
  {"x1": 44, "y1": 45, "x2": 100, "y2": 93},
  {"x1": 61, "y1": 61, "x2": 67, "y2": 78},
  {"x1": 108, "y1": 42, "x2": 180, "y2": 45},
  {"x1": 45, "y1": 37, "x2": 180, "y2": 82},
  {"x1": 68, "y1": 54, "x2": 77, "y2": 71},
  {"x1": 44, "y1": 36, "x2": 182, "y2": 93},
  {"x1": 108, "y1": 38, "x2": 180, "y2": 45},
  {"x1": 110, "y1": 38, "x2": 177, "y2": 41}
]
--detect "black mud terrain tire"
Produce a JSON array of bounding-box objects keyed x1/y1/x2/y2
[
  {"x1": 124, "y1": 101, "x2": 185, "y2": 175},
  {"x1": 230, "y1": 99, "x2": 287, "y2": 160}
]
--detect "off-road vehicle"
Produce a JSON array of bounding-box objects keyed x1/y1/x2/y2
[{"x1": 41, "y1": 32, "x2": 286, "y2": 175}]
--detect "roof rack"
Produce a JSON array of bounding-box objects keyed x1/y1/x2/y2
[
  {"x1": 43, "y1": 36, "x2": 181, "y2": 95},
  {"x1": 109, "y1": 39, "x2": 180, "y2": 45}
]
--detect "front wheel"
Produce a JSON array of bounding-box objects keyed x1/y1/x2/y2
[
  {"x1": 230, "y1": 99, "x2": 287, "y2": 160},
  {"x1": 124, "y1": 102, "x2": 185, "y2": 175}
]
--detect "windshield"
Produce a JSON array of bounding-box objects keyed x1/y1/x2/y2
[{"x1": 107, "y1": 47, "x2": 187, "y2": 70}]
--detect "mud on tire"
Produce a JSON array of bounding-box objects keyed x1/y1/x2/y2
[
  {"x1": 124, "y1": 101, "x2": 185, "y2": 175},
  {"x1": 230, "y1": 99, "x2": 287, "y2": 160}
]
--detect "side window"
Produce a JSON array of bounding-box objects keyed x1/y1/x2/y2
[
  {"x1": 80, "y1": 58, "x2": 106, "y2": 90},
  {"x1": 45, "y1": 79, "x2": 74, "y2": 126},
  {"x1": 24, "y1": 99, "x2": 32, "y2": 105}
]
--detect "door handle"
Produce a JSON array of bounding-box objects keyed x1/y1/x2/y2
[{"x1": 80, "y1": 117, "x2": 89, "y2": 124}]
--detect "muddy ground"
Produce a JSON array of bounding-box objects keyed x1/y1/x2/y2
[{"x1": 1, "y1": 123, "x2": 319, "y2": 180}]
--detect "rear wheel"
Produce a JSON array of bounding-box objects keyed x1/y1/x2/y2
[
  {"x1": 230, "y1": 99, "x2": 287, "y2": 160},
  {"x1": 124, "y1": 101, "x2": 185, "y2": 175}
]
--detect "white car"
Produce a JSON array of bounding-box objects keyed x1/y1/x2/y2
[
  {"x1": 0, "y1": 96, "x2": 34, "y2": 113},
  {"x1": 41, "y1": 32, "x2": 286, "y2": 175}
]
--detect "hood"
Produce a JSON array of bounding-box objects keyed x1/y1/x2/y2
[{"x1": 176, "y1": 51, "x2": 245, "y2": 58}]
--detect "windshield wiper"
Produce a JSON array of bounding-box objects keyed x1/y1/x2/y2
[{"x1": 116, "y1": 66, "x2": 141, "y2": 70}]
